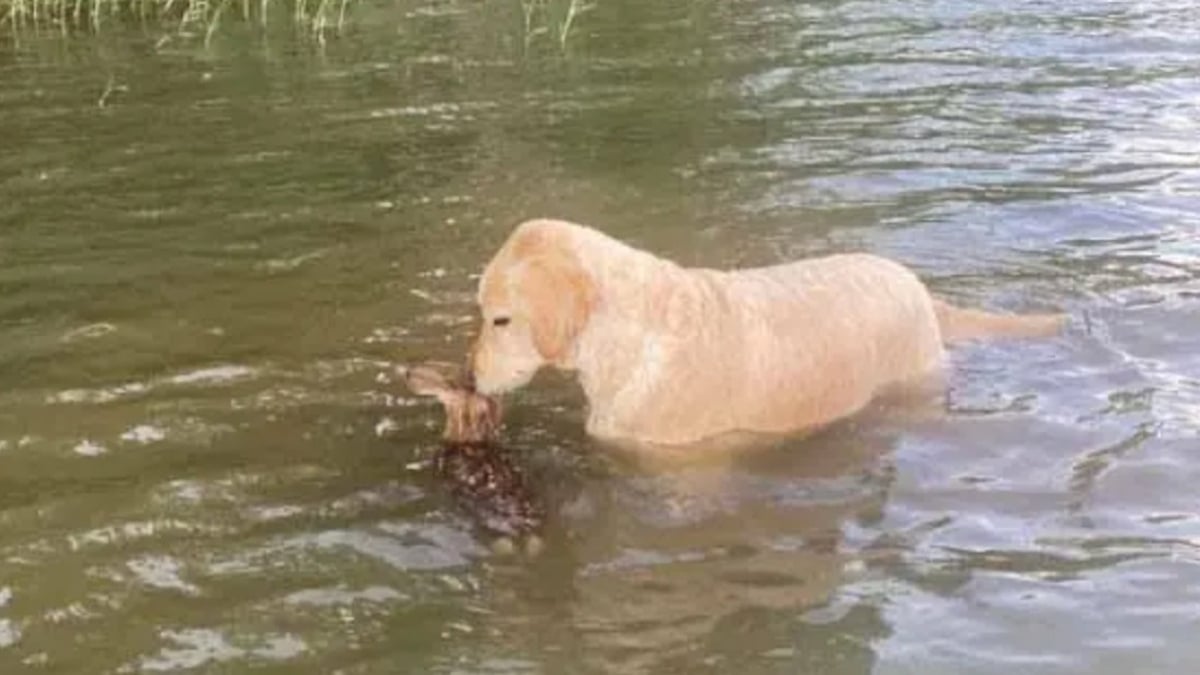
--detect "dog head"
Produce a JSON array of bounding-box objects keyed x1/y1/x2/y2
[{"x1": 469, "y1": 220, "x2": 597, "y2": 394}]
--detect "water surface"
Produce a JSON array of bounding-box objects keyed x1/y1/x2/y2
[{"x1": 1, "y1": 0, "x2": 1199, "y2": 672}]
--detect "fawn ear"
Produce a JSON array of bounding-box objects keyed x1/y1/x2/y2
[
  {"x1": 517, "y1": 252, "x2": 596, "y2": 364},
  {"x1": 402, "y1": 364, "x2": 466, "y2": 407}
]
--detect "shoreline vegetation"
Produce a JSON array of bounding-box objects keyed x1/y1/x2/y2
[
  {"x1": 0, "y1": 0, "x2": 354, "y2": 43},
  {"x1": 1, "y1": 0, "x2": 595, "y2": 47}
]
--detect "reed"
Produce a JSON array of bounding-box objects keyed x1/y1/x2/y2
[
  {"x1": 1, "y1": 0, "x2": 597, "y2": 52},
  {"x1": 520, "y1": 0, "x2": 595, "y2": 50},
  {"x1": 0, "y1": 0, "x2": 351, "y2": 42}
]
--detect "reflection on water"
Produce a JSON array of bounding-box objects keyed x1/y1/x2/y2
[{"x1": 2, "y1": 0, "x2": 1200, "y2": 672}]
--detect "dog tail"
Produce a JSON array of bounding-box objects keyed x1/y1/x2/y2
[{"x1": 933, "y1": 298, "x2": 1066, "y2": 343}]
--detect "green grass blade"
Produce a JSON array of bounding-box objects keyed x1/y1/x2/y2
[{"x1": 204, "y1": 0, "x2": 225, "y2": 46}]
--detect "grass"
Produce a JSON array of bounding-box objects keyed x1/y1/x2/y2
[
  {"x1": 521, "y1": 0, "x2": 595, "y2": 50},
  {"x1": 1, "y1": 0, "x2": 598, "y2": 51},
  {"x1": 0, "y1": 0, "x2": 353, "y2": 43}
]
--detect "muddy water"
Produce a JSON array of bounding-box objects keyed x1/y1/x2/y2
[{"x1": 1, "y1": 0, "x2": 1198, "y2": 672}]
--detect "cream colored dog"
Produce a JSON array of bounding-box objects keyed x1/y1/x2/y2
[{"x1": 469, "y1": 218, "x2": 1064, "y2": 446}]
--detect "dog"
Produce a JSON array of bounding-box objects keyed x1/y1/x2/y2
[{"x1": 468, "y1": 218, "x2": 1065, "y2": 446}]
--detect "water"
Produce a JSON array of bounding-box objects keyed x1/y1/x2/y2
[{"x1": 1, "y1": 0, "x2": 1199, "y2": 671}]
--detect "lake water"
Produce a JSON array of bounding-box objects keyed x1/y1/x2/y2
[{"x1": 1, "y1": 0, "x2": 1199, "y2": 672}]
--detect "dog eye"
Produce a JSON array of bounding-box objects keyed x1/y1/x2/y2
[{"x1": 492, "y1": 317, "x2": 511, "y2": 327}]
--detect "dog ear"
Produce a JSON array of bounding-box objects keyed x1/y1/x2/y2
[{"x1": 518, "y1": 252, "x2": 596, "y2": 364}]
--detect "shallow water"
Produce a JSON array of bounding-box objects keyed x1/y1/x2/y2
[{"x1": 1, "y1": 0, "x2": 1199, "y2": 672}]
